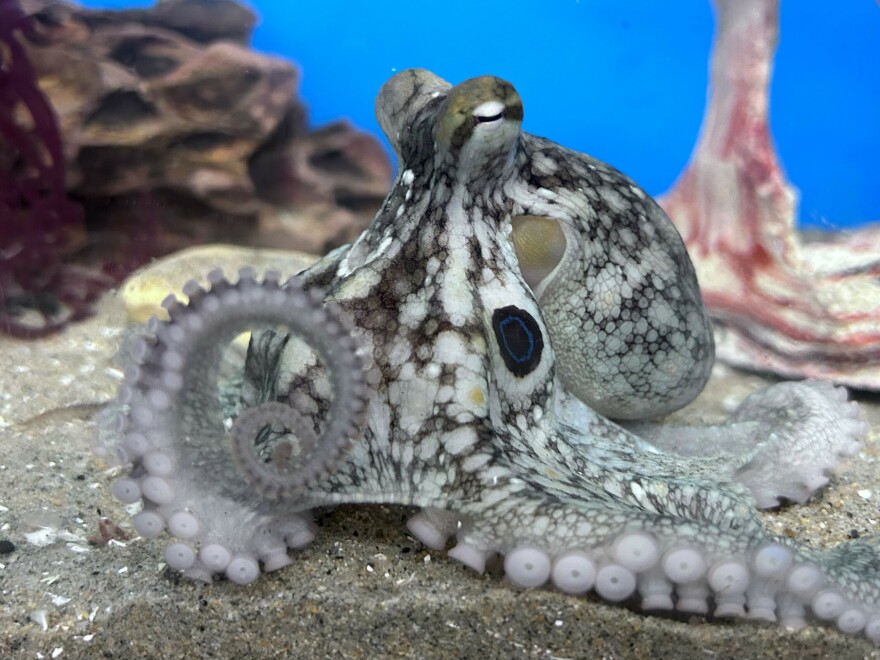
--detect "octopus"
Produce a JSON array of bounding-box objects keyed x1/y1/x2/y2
[{"x1": 103, "y1": 68, "x2": 877, "y2": 643}]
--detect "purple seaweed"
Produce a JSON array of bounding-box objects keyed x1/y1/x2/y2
[{"x1": 0, "y1": 0, "x2": 109, "y2": 338}]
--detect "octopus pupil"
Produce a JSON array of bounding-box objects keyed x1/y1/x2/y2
[
  {"x1": 492, "y1": 306, "x2": 543, "y2": 377},
  {"x1": 475, "y1": 111, "x2": 504, "y2": 124}
]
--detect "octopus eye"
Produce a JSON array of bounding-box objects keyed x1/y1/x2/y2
[
  {"x1": 473, "y1": 100, "x2": 506, "y2": 125},
  {"x1": 492, "y1": 306, "x2": 544, "y2": 377}
]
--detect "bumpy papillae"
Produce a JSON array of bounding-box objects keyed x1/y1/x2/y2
[
  {"x1": 658, "y1": 0, "x2": 880, "y2": 390},
  {"x1": 109, "y1": 268, "x2": 368, "y2": 583}
]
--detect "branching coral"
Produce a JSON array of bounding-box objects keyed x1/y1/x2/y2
[{"x1": 659, "y1": 0, "x2": 880, "y2": 389}]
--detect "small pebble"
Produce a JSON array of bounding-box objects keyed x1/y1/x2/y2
[
  {"x1": 0, "y1": 539, "x2": 15, "y2": 554},
  {"x1": 29, "y1": 609, "x2": 49, "y2": 631}
]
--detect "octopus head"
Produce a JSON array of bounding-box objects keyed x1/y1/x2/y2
[
  {"x1": 377, "y1": 69, "x2": 523, "y2": 176},
  {"x1": 434, "y1": 75, "x2": 523, "y2": 164}
]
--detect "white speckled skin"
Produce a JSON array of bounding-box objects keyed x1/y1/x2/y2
[{"x1": 109, "y1": 70, "x2": 876, "y2": 641}]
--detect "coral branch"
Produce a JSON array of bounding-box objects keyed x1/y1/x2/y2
[{"x1": 659, "y1": 0, "x2": 880, "y2": 389}]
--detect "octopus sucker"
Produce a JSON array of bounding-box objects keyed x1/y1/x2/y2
[{"x1": 103, "y1": 70, "x2": 877, "y2": 643}]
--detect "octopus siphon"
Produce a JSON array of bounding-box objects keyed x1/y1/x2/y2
[{"x1": 102, "y1": 69, "x2": 877, "y2": 642}]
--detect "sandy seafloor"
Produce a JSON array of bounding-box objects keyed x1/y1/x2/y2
[{"x1": 1, "y1": 246, "x2": 879, "y2": 660}]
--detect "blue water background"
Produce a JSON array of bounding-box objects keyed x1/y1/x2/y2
[{"x1": 79, "y1": 0, "x2": 879, "y2": 229}]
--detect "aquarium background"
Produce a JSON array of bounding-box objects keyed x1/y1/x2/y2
[{"x1": 77, "y1": 0, "x2": 879, "y2": 230}]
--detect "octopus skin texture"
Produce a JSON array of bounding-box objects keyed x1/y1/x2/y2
[{"x1": 103, "y1": 69, "x2": 876, "y2": 642}]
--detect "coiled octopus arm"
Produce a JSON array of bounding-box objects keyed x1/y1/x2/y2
[{"x1": 105, "y1": 69, "x2": 875, "y2": 641}]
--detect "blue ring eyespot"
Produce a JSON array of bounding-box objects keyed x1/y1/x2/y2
[{"x1": 491, "y1": 306, "x2": 543, "y2": 377}]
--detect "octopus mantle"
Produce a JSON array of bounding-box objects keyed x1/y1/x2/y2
[{"x1": 102, "y1": 69, "x2": 877, "y2": 643}]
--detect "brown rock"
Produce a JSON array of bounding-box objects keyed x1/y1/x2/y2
[
  {"x1": 20, "y1": 0, "x2": 296, "y2": 219},
  {"x1": 13, "y1": 0, "x2": 390, "y2": 257},
  {"x1": 252, "y1": 119, "x2": 393, "y2": 213},
  {"x1": 250, "y1": 117, "x2": 393, "y2": 252}
]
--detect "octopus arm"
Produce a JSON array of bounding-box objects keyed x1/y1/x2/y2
[{"x1": 624, "y1": 380, "x2": 868, "y2": 508}]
